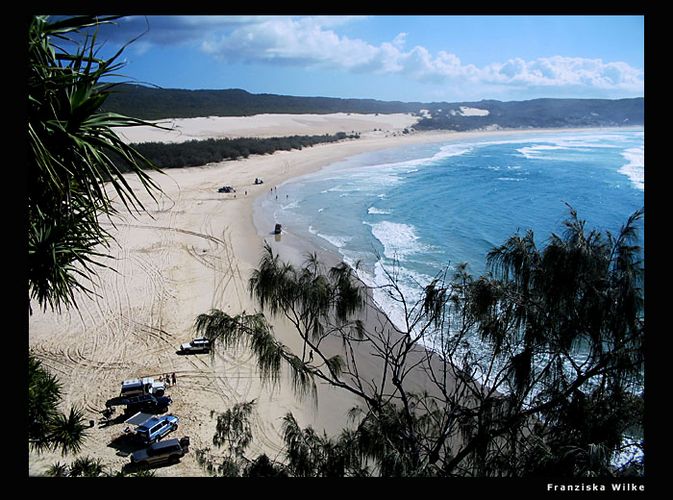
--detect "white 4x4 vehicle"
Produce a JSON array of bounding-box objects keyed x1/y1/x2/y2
[
  {"x1": 179, "y1": 337, "x2": 211, "y2": 354},
  {"x1": 121, "y1": 377, "x2": 165, "y2": 397}
]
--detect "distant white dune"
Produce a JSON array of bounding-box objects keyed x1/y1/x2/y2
[
  {"x1": 458, "y1": 106, "x2": 490, "y2": 117},
  {"x1": 114, "y1": 113, "x2": 420, "y2": 144}
]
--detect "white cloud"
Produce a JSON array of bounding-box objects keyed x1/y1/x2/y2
[
  {"x1": 200, "y1": 17, "x2": 378, "y2": 70},
  {"x1": 484, "y1": 56, "x2": 643, "y2": 93},
  {"x1": 113, "y1": 16, "x2": 643, "y2": 97},
  {"x1": 392, "y1": 32, "x2": 407, "y2": 49},
  {"x1": 198, "y1": 17, "x2": 643, "y2": 95}
]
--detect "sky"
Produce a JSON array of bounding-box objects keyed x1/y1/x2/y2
[{"x1": 78, "y1": 15, "x2": 643, "y2": 103}]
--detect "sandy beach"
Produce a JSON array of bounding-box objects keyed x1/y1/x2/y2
[{"x1": 28, "y1": 114, "x2": 566, "y2": 476}]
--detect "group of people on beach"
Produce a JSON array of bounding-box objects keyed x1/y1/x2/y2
[
  {"x1": 160, "y1": 372, "x2": 177, "y2": 387},
  {"x1": 269, "y1": 186, "x2": 289, "y2": 200}
]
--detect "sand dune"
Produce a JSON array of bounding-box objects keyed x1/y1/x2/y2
[{"x1": 114, "y1": 112, "x2": 420, "y2": 144}]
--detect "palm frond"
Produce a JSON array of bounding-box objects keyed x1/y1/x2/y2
[
  {"x1": 68, "y1": 455, "x2": 104, "y2": 477},
  {"x1": 47, "y1": 406, "x2": 88, "y2": 456},
  {"x1": 28, "y1": 15, "x2": 163, "y2": 312},
  {"x1": 46, "y1": 462, "x2": 70, "y2": 477}
]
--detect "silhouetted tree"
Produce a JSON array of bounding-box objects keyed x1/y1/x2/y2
[
  {"x1": 244, "y1": 454, "x2": 288, "y2": 477},
  {"x1": 195, "y1": 207, "x2": 643, "y2": 477},
  {"x1": 29, "y1": 354, "x2": 88, "y2": 456}
]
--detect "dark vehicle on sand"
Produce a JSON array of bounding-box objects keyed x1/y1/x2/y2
[
  {"x1": 105, "y1": 394, "x2": 173, "y2": 416},
  {"x1": 130, "y1": 436, "x2": 190, "y2": 469},
  {"x1": 106, "y1": 393, "x2": 172, "y2": 411}
]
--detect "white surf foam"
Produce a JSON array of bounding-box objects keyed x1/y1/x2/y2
[
  {"x1": 619, "y1": 146, "x2": 644, "y2": 191},
  {"x1": 368, "y1": 207, "x2": 392, "y2": 215},
  {"x1": 369, "y1": 221, "x2": 425, "y2": 260},
  {"x1": 517, "y1": 144, "x2": 567, "y2": 159},
  {"x1": 316, "y1": 232, "x2": 352, "y2": 249},
  {"x1": 434, "y1": 144, "x2": 473, "y2": 161}
]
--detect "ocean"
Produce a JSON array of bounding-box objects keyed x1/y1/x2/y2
[
  {"x1": 256, "y1": 127, "x2": 644, "y2": 332},
  {"x1": 253, "y1": 126, "x2": 645, "y2": 468}
]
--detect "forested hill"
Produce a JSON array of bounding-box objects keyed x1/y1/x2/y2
[
  {"x1": 103, "y1": 84, "x2": 643, "y2": 130},
  {"x1": 103, "y1": 84, "x2": 422, "y2": 119},
  {"x1": 414, "y1": 98, "x2": 644, "y2": 131}
]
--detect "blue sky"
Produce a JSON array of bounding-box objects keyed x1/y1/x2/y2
[{"x1": 83, "y1": 15, "x2": 643, "y2": 102}]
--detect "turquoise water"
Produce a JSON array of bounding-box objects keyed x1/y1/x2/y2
[
  {"x1": 255, "y1": 127, "x2": 645, "y2": 467},
  {"x1": 257, "y1": 128, "x2": 644, "y2": 329}
]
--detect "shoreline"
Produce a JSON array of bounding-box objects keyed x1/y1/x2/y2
[
  {"x1": 28, "y1": 124, "x2": 637, "y2": 476},
  {"x1": 247, "y1": 124, "x2": 637, "y2": 267}
]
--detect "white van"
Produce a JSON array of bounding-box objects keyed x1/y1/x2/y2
[{"x1": 120, "y1": 377, "x2": 165, "y2": 398}]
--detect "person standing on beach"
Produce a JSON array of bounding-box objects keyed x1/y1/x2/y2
[{"x1": 172, "y1": 372, "x2": 177, "y2": 386}]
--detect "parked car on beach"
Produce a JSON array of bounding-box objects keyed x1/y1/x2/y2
[
  {"x1": 130, "y1": 436, "x2": 190, "y2": 468},
  {"x1": 128, "y1": 395, "x2": 173, "y2": 414},
  {"x1": 120, "y1": 377, "x2": 165, "y2": 398},
  {"x1": 106, "y1": 394, "x2": 173, "y2": 414},
  {"x1": 134, "y1": 414, "x2": 179, "y2": 444},
  {"x1": 179, "y1": 337, "x2": 211, "y2": 354}
]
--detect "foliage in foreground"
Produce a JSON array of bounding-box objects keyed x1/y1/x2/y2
[
  {"x1": 194, "y1": 400, "x2": 288, "y2": 477},
  {"x1": 195, "y1": 207, "x2": 644, "y2": 477},
  {"x1": 28, "y1": 15, "x2": 162, "y2": 313},
  {"x1": 29, "y1": 354, "x2": 88, "y2": 456},
  {"x1": 46, "y1": 456, "x2": 156, "y2": 477},
  {"x1": 28, "y1": 14, "x2": 165, "y2": 469}
]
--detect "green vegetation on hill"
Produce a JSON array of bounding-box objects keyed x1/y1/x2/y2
[
  {"x1": 414, "y1": 98, "x2": 644, "y2": 131},
  {"x1": 103, "y1": 84, "x2": 643, "y2": 131},
  {"x1": 119, "y1": 132, "x2": 358, "y2": 171},
  {"x1": 104, "y1": 84, "x2": 421, "y2": 120}
]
